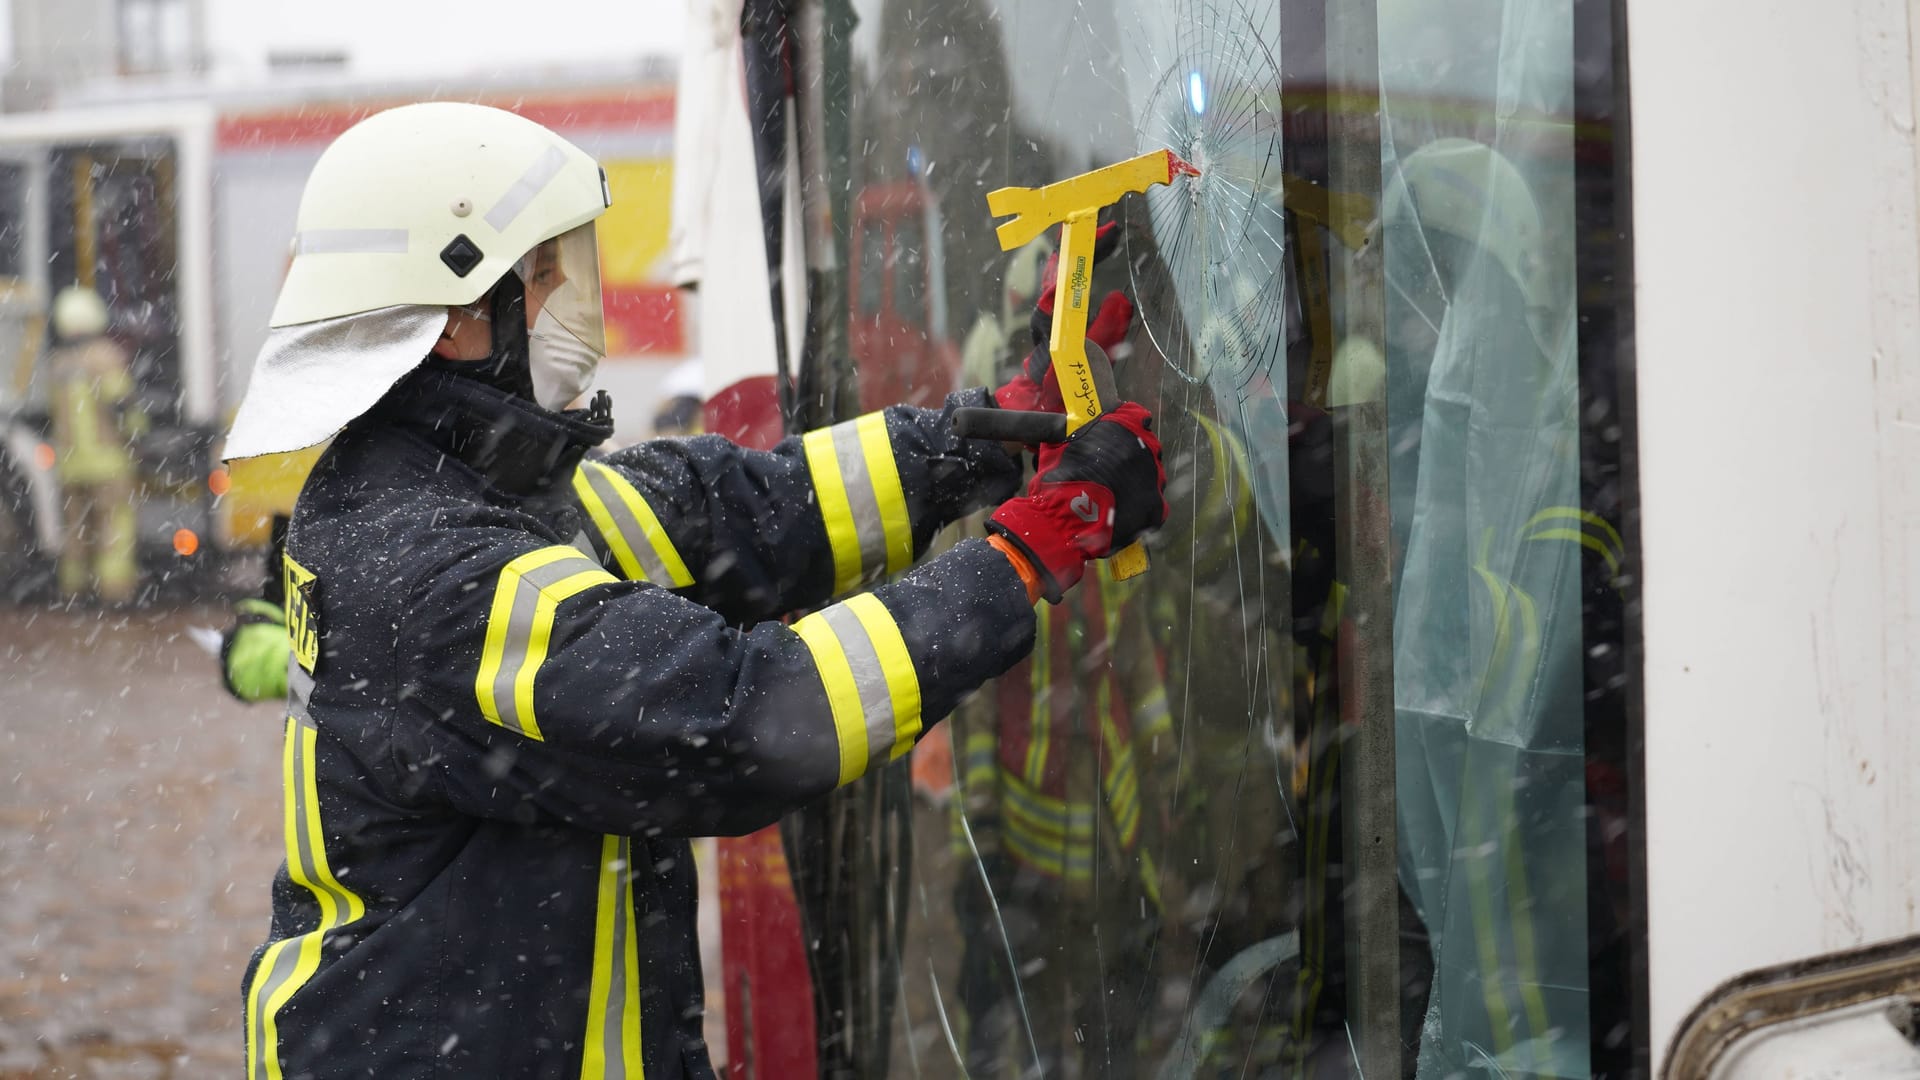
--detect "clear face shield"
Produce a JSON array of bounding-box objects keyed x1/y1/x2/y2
[{"x1": 516, "y1": 222, "x2": 607, "y2": 410}]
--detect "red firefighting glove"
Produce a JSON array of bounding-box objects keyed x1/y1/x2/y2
[
  {"x1": 986, "y1": 402, "x2": 1167, "y2": 603},
  {"x1": 993, "y1": 221, "x2": 1136, "y2": 414}
]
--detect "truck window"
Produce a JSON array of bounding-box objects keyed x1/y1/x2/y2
[
  {"x1": 48, "y1": 142, "x2": 182, "y2": 415},
  {"x1": 0, "y1": 162, "x2": 27, "y2": 281}
]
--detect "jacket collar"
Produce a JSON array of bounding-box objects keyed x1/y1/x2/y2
[{"x1": 370, "y1": 368, "x2": 612, "y2": 497}]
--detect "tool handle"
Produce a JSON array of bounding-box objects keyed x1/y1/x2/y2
[
  {"x1": 1111, "y1": 540, "x2": 1149, "y2": 580},
  {"x1": 952, "y1": 407, "x2": 1068, "y2": 445}
]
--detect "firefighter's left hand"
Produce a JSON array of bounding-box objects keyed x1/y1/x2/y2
[
  {"x1": 993, "y1": 221, "x2": 1135, "y2": 414},
  {"x1": 220, "y1": 597, "x2": 290, "y2": 704},
  {"x1": 987, "y1": 402, "x2": 1166, "y2": 602}
]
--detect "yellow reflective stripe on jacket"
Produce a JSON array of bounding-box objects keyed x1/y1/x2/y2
[
  {"x1": 792, "y1": 592, "x2": 923, "y2": 786},
  {"x1": 1525, "y1": 527, "x2": 1619, "y2": 575},
  {"x1": 803, "y1": 413, "x2": 912, "y2": 594},
  {"x1": 245, "y1": 701, "x2": 366, "y2": 1080},
  {"x1": 1320, "y1": 580, "x2": 1348, "y2": 642},
  {"x1": 580, "y1": 834, "x2": 644, "y2": 1080},
  {"x1": 572, "y1": 460, "x2": 694, "y2": 587},
  {"x1": 1101, "y1": 744, "x2": 1141, "y2": 846},
  {"x1": 475, "y1": 547, "x2": 617, "y2": 741}
]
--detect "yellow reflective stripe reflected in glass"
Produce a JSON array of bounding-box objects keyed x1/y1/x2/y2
[
  {"x1": 1523, "y1": 506, "x2": 1624, "y2": 561},
  {"x1": 246, "y1": 717, "x2": 365, "y2": 1080},
  {"x1": 1526, "y1": 526, "x2": 1621, "y2": 576},
  {"x1": 1461, "y1": 566, "x2": 1549, "y2": 1064}
]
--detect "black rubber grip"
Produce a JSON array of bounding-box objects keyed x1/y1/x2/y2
[{"x1": 952, "y1": 407, "x2": 1069, "y2": 445}]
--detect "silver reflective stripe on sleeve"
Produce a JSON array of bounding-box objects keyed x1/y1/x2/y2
[
  {"x1": 572, "y1": 460, "x2": 695, "y2": 587},
  {"x1": 817, "y1": 601, "x2": 900, "y2": 780},
  {"x1": 293, "y1": 229, "x2": 408, "y2": 255},
  {"x1": 475, "y1": 547, "x2": 618, "y2": 742},
  {"x1": 803, "y1": 413, "x2": 912, "y2": 595},
  {"x1": 831, "y1": 422, "x2": 889, "y2": 575},
  {"x1": 286, "y1": 658, "x2": 313, "y2": 725},
  {"x1": 790, "y1": 592, "x2": 924, "y2": 786},
  {"x1": 486, "y1": 145, "x2": 570, "y2": 232}
]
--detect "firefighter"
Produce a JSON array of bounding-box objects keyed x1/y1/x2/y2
[
  {"x1": 223, "y1": 102, "x2": 1166, "y2": 1079},
  {"x1": 46, "y1": 285, "x2": 143, "y2": 604}
]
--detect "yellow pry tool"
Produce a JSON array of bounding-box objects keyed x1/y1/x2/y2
[{"x1": 985, "y1": 148, "x2": 1198, "y2": 580}]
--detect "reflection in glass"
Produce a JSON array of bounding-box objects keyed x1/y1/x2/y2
[{"x1": 793, "y1": 0, "x2": 1629, "y2": 1074}]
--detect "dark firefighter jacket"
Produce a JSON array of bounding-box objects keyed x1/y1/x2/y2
[{"x1": 241, "y1": 369, "x2": 1034, "y2": 1079}]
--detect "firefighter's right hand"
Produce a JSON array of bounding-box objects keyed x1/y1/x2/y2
[{"x1": 985, "y1": 402, "x2": 1166, "y2": 602}]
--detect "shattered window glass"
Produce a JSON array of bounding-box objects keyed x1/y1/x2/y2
[{"x1": 778, "y1": 0, "x2": 1635, "y2": 1075}]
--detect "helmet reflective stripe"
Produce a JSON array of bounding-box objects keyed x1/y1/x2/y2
[
  {"x1": 293, "y1": 229, "x2": 408, "y2": 255},
  {"x1": 486, "y1": 146, "x2": 570, "y2": 232}
]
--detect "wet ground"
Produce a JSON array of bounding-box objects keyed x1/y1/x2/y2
[{"x1": 0, "y1": 602, "x2": 281, "y2": 1077}]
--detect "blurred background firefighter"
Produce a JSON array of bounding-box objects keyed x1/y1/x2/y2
[
  {"x1": 46, "y1": 284, "x2": 144, "y2": 605},
  {"x1": 947, "y1": 227, "x2": 1177, "y2": 1078}
]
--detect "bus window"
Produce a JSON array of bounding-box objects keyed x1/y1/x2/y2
[{"x1": 783, "y1": 0, "x2": 1639, "y2": 1075}]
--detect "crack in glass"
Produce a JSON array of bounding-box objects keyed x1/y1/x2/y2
[{"x1": 1120, "y1": 0, "x2": 1289, "y2": 397}]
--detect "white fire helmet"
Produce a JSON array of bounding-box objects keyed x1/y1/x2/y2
[
  {"x1": 223, "y1": 102, "x2": 611, "y2": 460},
  {"x1": 51, "y1": 286, "x2": 109, "y2": 341}
]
